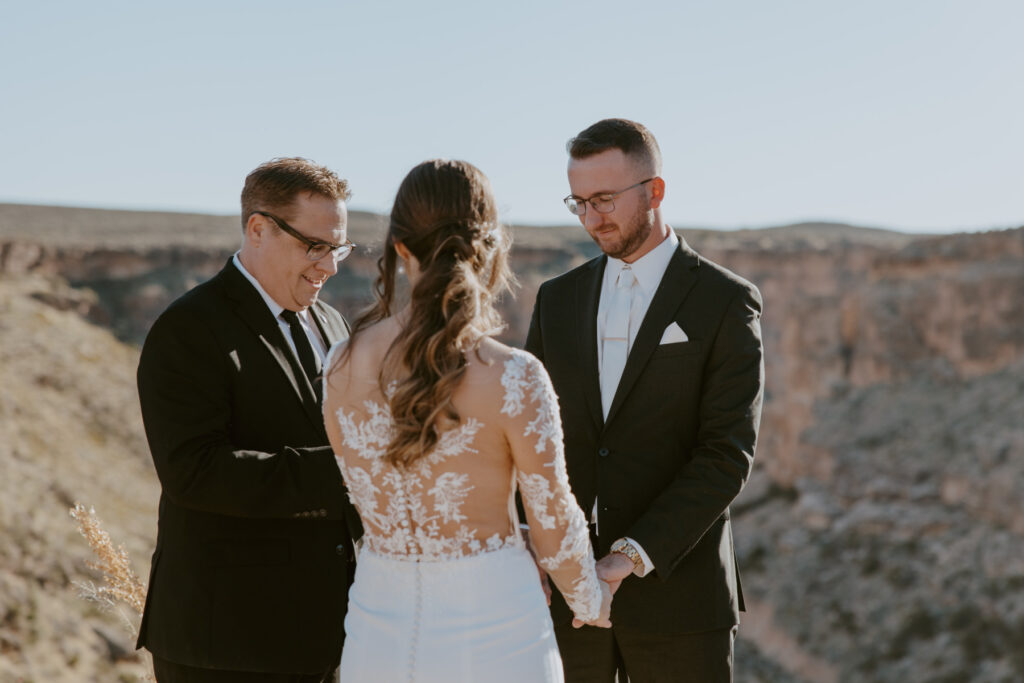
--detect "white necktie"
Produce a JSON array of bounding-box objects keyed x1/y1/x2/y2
[{"x1": 601, "y1": 266, "x2": 637, "y2": 418}]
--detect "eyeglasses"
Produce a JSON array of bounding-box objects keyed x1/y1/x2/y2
[
  {"x1": 252, "y1": 210, "x2": 356, "y2": 262},
  {"x1": 563, "y1": 178, "x2": 655, "y2": 216}
]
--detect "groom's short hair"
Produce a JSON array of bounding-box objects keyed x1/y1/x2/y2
[
  {"x1": 567, "y1": 118, "x2": 662, "y2": 176},
  {"x1": 240, "y1": 157, "x2": 351, "y2": 231}
]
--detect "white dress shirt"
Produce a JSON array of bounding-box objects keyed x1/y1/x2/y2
[
  {"x1": 596, "y1": 229, "x2": 679, "y2": 370},
  {"x1": 594, "y1": 229, "x2": 679, "y2": 577},
  {"x1": 232, "y1": 253, "x2": 328, "y2": 362}
]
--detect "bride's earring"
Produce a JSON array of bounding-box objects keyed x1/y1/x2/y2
[{"x1": 394, "y1": 242, "x2": 411, "y2": 276}]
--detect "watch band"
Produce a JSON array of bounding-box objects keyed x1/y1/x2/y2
[{"x1": 610, "y1": 538, "x2": 644, "y2": 573}]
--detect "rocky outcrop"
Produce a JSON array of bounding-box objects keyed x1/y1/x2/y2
[
  {"x1": 693, "y1": 227, "x2": 1024, "y2": 488},
  {"x1": 706, "y1": 227, "x2": 1024, "y2": 681},
  {"x1": 733, "y1": 359, "x2": 1024, "y2": 681},
  {"x1": 0, "y1": 276, "x2": 157, "y2": 682}
]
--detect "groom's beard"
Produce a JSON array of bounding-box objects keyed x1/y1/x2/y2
[{"x1": 590, "y1": 202, "x2": 654, "y2": 261}]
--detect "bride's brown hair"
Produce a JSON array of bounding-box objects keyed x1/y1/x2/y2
[{"x1": 346, "y1": 159, "x2": 514, "y2": 468}]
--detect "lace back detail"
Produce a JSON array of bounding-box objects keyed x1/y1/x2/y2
[
  {"x1": 335, "y1": 383, "x2": 519, "y2": 561},
  {"x1": 329, "y1": 348, "x2": 604, "y2": 622}
]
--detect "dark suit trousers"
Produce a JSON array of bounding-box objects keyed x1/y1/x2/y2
[
  {"x1": 152, "y1": 657, "x2": 337, "y2": 683},
  {"x1": 554, "y1": 623, "x2": 737, "y2": 683}
]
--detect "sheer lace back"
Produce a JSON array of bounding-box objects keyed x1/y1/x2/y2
[
  {"x1": 332, "y1": 379, "x2": 518, "y2": 560},
  {"x1": 323, "y1": 334, "x2": 605, "y2": 621}
]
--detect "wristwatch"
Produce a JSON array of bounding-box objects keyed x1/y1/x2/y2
[{"x1": 610, "y1": 538, "x2": 644, "y2": 574}]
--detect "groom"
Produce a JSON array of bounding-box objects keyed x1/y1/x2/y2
[
  {"x1": 526, "y1": 119, "x2": 764, "y2": 682},
  {"x1": 137, "y1": 157, "x2": 360, "y2": 682}
]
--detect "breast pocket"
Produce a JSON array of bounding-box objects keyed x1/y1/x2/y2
[{"x1": 650, "y1": 340, "x2": 703, "y2": 359}]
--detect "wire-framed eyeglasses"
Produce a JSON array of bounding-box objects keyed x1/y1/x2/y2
[
  {"x1": 563, "y1": 178, "x2": 654, "y2": 216},
  {"x1": 253, "y1": 210, "x2": 356, "y2": 262}
]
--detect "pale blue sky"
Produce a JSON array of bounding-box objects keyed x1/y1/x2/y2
[{"x1": 2, "y1": 0, "x2": 1021, "y2": 233}]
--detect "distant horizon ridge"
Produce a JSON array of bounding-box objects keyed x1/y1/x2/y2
[{"x1": 0, "y1": 200, "x2": 981, "y2": 236}]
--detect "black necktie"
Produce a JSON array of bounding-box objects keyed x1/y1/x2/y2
[{"x1": 280, "y1": 309, "x2": 321, "y2": 387}]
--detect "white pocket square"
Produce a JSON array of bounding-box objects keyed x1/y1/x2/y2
[{"x1": 660, "y1": 322, "x2": 689, "y2": 344}]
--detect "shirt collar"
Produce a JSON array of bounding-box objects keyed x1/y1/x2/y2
[
  {"x1": 604, "y1": 228, "x2": 679, "y2": 297},
  {"x1": 232, "y1": 252, "x2": 290, "y2": 322}
]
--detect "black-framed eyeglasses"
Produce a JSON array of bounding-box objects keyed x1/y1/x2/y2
[
  {"x1": 563, "y1": 178, "x2": 655, "y2": 216},
  {"x1": 252, "y1": 210, "x2": 356, "y2": 262}
]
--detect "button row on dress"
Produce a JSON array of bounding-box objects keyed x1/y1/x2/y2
[{"x1": 408, "y1": 564, "x2": 423, "y2": 683}]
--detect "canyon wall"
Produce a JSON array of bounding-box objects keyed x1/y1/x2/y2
[{"x1": 2, "y1": 203, "x2": 1022, "y2": 681}]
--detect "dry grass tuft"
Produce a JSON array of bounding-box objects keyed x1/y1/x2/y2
[{"x1": 69, "y1": 503, "x2": 147, "y2": 636}]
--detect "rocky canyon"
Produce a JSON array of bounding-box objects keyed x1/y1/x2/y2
[{"x1": 1, "y1": 203, "x2": 1022, "y2": 681}]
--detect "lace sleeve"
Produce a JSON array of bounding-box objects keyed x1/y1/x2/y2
[{"x1": 501, "y1": 351, "x2": 608, "y2": 623}]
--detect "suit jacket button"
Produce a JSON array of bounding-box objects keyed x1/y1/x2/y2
[
  {"x1": 598, "y1": 448, "x2": 609, "y2": 457},
  {"x1": 335, "y1": 544, "x2": 347, "y2": 558}
]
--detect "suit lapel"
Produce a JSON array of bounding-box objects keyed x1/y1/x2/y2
[
  {"x1": 218, "y1": 261, "x2": 323, "y2": 428},
  {"x1": 308, "y1": 302, "x2": 351, "y2": 407},
  {"x1": 605, "y1": 240, "x2": 701, "y2": 426},
  {"x1": 309, "y1": 301, "x2": 350, "y2": 349},
  {"x1": 576, "y1": 256, "x2": 606, "y2": 432}
]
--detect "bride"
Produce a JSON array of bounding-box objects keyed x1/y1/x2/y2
[{"x1": 323, "y1": 159, "x2": 612, "y2": 682}]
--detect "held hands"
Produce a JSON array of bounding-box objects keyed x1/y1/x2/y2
[
  {"x1": 527, "y1": 524, "x2": 605, "y2": 627},
  {"x1": 526, "y1": 527, "x2": 629, "y2": 629},
  {"x1": 571, "y1": 552, "x2": 634, "y2": 629},
  {"x1": 572, "y1": 579, "x2": 613, "y2": 629}
]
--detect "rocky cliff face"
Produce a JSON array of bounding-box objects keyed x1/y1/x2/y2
[
  {"x1": 694, "y1": 227, "x2": 1024, "y2": 489},
  {"x1": 706, "y1": 227, "x2": 1024, "y2": 682},
  {"x1": 0, "y1": 275, "x2": 157, "y2": 682},
  {"x1": 2, "y1": 202, "x2": 1022, "y2": 681}
]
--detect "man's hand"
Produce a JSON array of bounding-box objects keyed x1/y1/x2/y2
[
  {"x1": 570, "y1": 553, "x2": 632, "y2": 628},
  {"x1": 595, "y1": 552, "x2": 634, "y2": 596},
  {"x1": 522, "y1": 528, "x2": 552, "y2": 605}
]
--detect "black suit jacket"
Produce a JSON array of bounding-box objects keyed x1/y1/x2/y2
[
  {"x1": 525, "y1": 236, "x2": 763, "y2": 634},
  {"x1": 136, "y1": 259, "x2": 359, "y2": 673}
]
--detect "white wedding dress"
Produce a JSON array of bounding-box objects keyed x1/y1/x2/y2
[{"x1": 323, "y1": 339, "x2": 606, "y2": 683}]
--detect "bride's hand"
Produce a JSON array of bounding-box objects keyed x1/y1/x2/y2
[{"x1": 571, "y1": 579, "x2": 613, "y2": 629}]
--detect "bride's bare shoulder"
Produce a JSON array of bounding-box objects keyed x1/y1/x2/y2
[
  {"x1": 354, "y1": 319, "x2": 400, "y2": 356},
  {"x1": 464, "y1": 338, "x2": 540, "y2": 383},
  {"x1": 327, "y1": 318, "x2": 400, "y2": 379}
]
